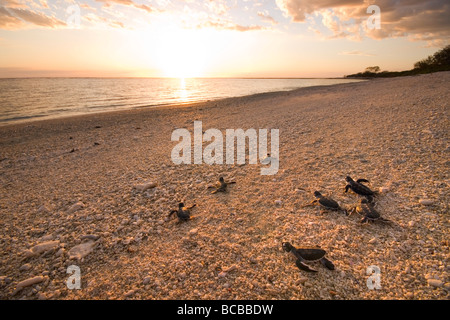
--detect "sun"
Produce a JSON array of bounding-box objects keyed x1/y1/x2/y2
[{"x1": 154, "y1": 28, "x2": 209, "y2": 78}]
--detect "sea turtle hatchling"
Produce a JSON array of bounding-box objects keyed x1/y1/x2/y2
[
  {"x1": 282, "y1": 242, "x2": 335, "y2": 273},
  {"x1": 208, "y1": 177, "x2": 236, "y2": 194},
  {"x1": 168, "y1": 202, "x2": 196, "y2": 222},
  {"x1": 344, "y1": 176, "x2": 376, "y2": 202},
  {"x1": 305, "y1": 191, "x2": 348, "y2": 214},
  {"x1": 350, "y1": 198, "x2": 391, "y2": 224}
]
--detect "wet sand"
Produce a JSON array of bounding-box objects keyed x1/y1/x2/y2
[{"x1": 0, "y1": 71, "x2": 449, "y2": 299}]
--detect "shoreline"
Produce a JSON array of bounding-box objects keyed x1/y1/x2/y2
[
  {"x1": 0, "y1": 72, "x2": 448, "y2": 300},
  {"x1": 0, "y1": 78, "x2": 365, "y2": 128}
]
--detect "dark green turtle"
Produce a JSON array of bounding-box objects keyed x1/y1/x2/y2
[
  {"x1": 350, "y1": 198, "x2": 390, "y2": 224},
  {"x1": 208, "y1": 177, "x2": 236, "y2": 194},
  {"x1": 309, "y1": 191, "x2": 347, "y2": 214},
  {"x1": 345, "y1": 176, "x2": 376, "y2": 202},
  {"x1": 168, "y1": 202, "x2": 196, "y2": 222},
  {"x1": 282, "y1": 242, "x2": 335, "y2": 273}
]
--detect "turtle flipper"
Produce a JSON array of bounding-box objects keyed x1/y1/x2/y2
[
  {"x1": 347, "y1": 208, "x2": 355, "y2": 216},
  {"x1": 378, "y1": 217, "x2": 391, "y2": 224},
  {"x1": 168, "y1": 210, "x2": 177, "y2": 217},
  {"x1": 320, "y1": 257, "x2": 335, "y2": 270},
  {"x1": 357, "y1": 179, "x2": 370, "y2": 184},
  {"x1": 344, "y1": 185, "x2": 350, "y2": 193},
  {"x1": 301, "y1": 200, "x2": 317, "y2": 208},
  {"x1": 295, "y1": 259, "x2": 317, "y2": 272}
]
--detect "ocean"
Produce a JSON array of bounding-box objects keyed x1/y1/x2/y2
[{"x1": 0, "y1": 77, "x2": 363, "y2": 125}]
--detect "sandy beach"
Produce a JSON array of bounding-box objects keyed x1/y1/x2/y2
[{"x1": 0, "y1": 72, "x2": 449, "y2": 300}]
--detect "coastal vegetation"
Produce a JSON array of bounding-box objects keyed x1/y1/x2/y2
[{"x1": 346, "y1": 45, "x2": 450, "y2": 78}]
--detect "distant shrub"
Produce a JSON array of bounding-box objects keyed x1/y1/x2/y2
[{"x1": 346, "y1": 45, "x2": 450, "y2": 78}]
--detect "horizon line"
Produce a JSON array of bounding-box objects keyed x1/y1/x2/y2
[{"x1": 0, "y1": 76, "x2": 348, "y2": 80}]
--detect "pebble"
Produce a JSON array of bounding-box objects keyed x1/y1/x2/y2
[
  {"x1": 19, "y1": 264, "x2": 32, "y2": 272},
  {"x1": 189, "y1": 228, "x2": 199, "y2": 236},
  {"x1": 408, "y1": 221, "x2": 415, "y2": 228},
  {"x1": 218, "y1": 272, "x2": 227, "y2": 278},
  {"x1": 405, "y1": 292, "x2": 414, "y2": 299},
  {"x1": 81, "y1": 234, "x2": 100, "y2": 241},
  {"x1": 427, "y1": 279, "x2": 443, "y2": 287},
  {"x1": 37, "y1": 205, "x2": 49, "y2": 213},
  {"x1": 275, "y1": 200, "x2": 283, "y2": 206},
  {"x1": 68, "y1": 201, "x2": 84, "y2": 213},
  {"x1": 127, "y1": 245, "x2": 138, "y2": 253},
  {"x1": 368, "y1": 238, "x2": 377, "y2": 244},
  {"x1": 29, "y1": 240, "x2": 60, "y2": 255},
  {"x1": 40, "y1": 234, "x2": 54, "y2": 241},
  {"x1": 133, "y1": 182, "x2": 157, "y2": 192},
  {"x1": 51, "y1": 290, "x2": 61, "y2": 298},
  {"x1": 68, "y1": 241, "x2": 96, "y2": 260},
  {"x1": 223, "y1": 265, "x2": 238, "y2": 273},
  {"x1": 124, "y1": 289, "x2": 137, "y2": 297},
  {"x1": 15, "y1": 276, "x2": 45, "y2": 291},
  {"x1": 37, "y1": 293, "x2": 48, "y2": 300},
  {"x1": 419, "y1": 199, "x2": 434, "y2": 206}
]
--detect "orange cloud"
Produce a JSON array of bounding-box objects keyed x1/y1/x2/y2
[
  {"x1": 257, "y1": 11, "x2": 278, "y2": 25},
  {"x1": 0, "y1": 0, "x2": 27, "y2": 9},
  {"x1": 95, "y1": 0, "x2": 154, "y2": 13},
  {"x1": 195, "y1": 19, "x2": 265, "y2": 32},
  {"x1": 0, "y1": 6, "x2": 66, "y2": 29},
  {"x1": 276, "y1": 0, "x2": 450, "y2": 45}
]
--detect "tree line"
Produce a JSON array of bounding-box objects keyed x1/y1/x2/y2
[{"x1": 345, "y1": 45, "x2": 450, "y2": 78}]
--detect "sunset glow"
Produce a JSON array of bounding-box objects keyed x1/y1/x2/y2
[{"x1": 0, "y1": 0, "x2": 449, "y2": 78}]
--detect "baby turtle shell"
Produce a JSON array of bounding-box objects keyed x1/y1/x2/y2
[
  {"x1": 168, "y1": 202, "x2": 196, "y2": 222},
  {"x1": 345, "y1": 176, "x2": 375, "y2": 202},
  {"x1": 282, "y1": 242, "x2": 335, "y2": 272}
]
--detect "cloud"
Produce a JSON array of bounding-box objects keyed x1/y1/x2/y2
[
  {"x1": 38, "y1": 0, "x2": 49, "y2": 9},
  {"x1": 0, "y1": 6, "x2": 23, "y2": 29},
  {"x1": 0, "y1": 6, "x2": 66, "y2": 29},
  {"x1": 0, "y1": 0, "x2": 27, "y2": 8},
  {"x1": 339, "y1": 50, "x2": 375, "y2": 56},
  {"x1": 276, "y1": 0, "x2": 450, "y2": 45},
  {"x1": 95, "y1": 0, "x2": 154, "y2": 13},
  {"x1": 83, "y1": 12, "x2": 126, "y2": 29},
  {"x1": 205, "y1": 0, "x2": 229, "y2": 16},
  {"x1": 257, "y1": 11, "x2": 278, "y2": 25},
  {"x1": 80, "y1": 3, "x2": 94, "y2": 10},
  {"x1": 276, "y1": 0, "x2": 361, "y2": 23},
  {"x1": 134, "y1": 3, "x2": 153, "y2": 13},
  {"x1": 196, "y1": 19, "x2": 265, "y2": 32}
]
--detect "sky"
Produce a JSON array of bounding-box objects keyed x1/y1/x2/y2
[{"x1": 0, "y1": 0, "x2": 449, "y2": 78}]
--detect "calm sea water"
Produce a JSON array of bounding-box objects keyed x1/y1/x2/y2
[{"x1": 0, "y1": 78, "x2": 362, "y2": 125}]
